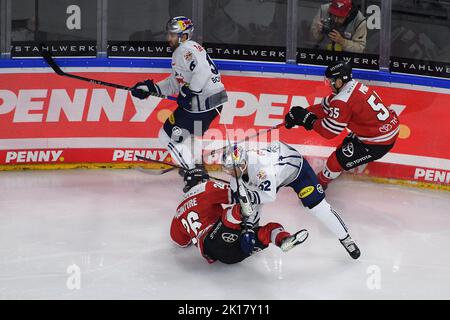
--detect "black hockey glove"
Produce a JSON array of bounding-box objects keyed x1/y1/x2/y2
[
  {"x1": 131, "y1": 79, "x2": 158, "y2": 100},
  {"x1": 240, "y1": 229, "x2": 256, "y2": 256},
  {"x1": 284, "y1": 106, "x2": 318, "y2": 130},
  {"x1": 177, "y1": 84, "x2": 197, "y2": 109}
]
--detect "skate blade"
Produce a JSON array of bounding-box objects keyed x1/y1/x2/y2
[{"x1": 281, "y1": 229, "x2": 308, "y2": 252}]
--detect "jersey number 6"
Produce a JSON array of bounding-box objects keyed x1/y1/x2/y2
[
  {"x1": 367, "y1": 94, "x2": 390, "y2": 121},
  {"x1": 191, "y1": 54, "x2": 218, "y2": 75}
]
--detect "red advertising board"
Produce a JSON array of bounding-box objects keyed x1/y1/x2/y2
[{"x1": 0, "y1": 69, "x2": 449, "y2": 185}]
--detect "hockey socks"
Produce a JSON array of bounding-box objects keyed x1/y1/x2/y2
[
  {"x1": 309, "y1": 199, "x2": 348, "y2": 240},
  {"x1": 318, "y1": 152, "x2": 343, "y2": 188}
]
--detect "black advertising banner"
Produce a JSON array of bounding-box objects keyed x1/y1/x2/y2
[
  {"x1": 298, "y1": 48, "x2": 450, "y2": 79},
  {"x1": 107, "y1": 41, "x2": 173, "y2": 58},
  {"x1": 10, "y1": 40, "x2": 450, "y2": 79},
  {"x1": 107, "y1": 41, "x2": 286, "y2": 63},
  {"x1": 11, "y1": 41, "x2": 97, "y2": 58},
  {"x1": 203, "y1": 43, "x2": 286, "y2": 63},
  {"x1": 390, "y1": 56, "x2": 450, "y2": 79},
  {"x1": 297, "y1": 48, "x2": 380, "y2": 70}
]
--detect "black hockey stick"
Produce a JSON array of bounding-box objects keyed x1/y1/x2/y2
[
  {"x1": 135, "y1": 155, "x2": 229, "y2": 184},
  {"x1": 216, "y1": 108, "x2": 254, "y2": 235},
  {"x1": 41, "y1": 51, "x2": 177, "y2": 101},
  {"x1": 134, "y1": 166, "x2": 176, "y2": 176}
]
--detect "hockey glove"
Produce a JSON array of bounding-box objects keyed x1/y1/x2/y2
[
  {"x1": 240, "y1": 229, "x2": 256, "y2": 256},
  {"x1": 238, "y1": 185, "x2": 254, "y2": 218},
  {"x1": 131, "y1": 80, "x2": 158, "y2": 100},
  {"x1": 177, "y1": 84, "x2": 197, "y2": 109},
  {"x1": 284, "y1": 106, "x2": 318, "y2": 130}
]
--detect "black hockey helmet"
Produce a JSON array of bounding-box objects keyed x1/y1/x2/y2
[
  {"x1": 183, "y1": 166, "x2": 209, "y2": 193},
  {"x1": 325, "y1": 60, "x2": 353, "y2": 83}
]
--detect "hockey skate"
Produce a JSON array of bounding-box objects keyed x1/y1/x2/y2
[
  {"x1": 280, "y1": 229, "x2": 309, "y2": 252},
  {"x1": 340, "y1": 234, "x2": 361, "y2": 259}
]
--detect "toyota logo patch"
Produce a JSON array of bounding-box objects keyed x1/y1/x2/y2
[
  {"x1": 222, "y1": 233, "x2": 239, "y2": 243},
  {"x1": 379, "y1": 124, "x2": 392, "y2": 133},
  {"x1": 342, "y1": 142, "x2": 354, "y2": 158}
]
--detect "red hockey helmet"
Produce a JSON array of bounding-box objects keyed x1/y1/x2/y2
[{"x1": 328, "y1": 0, "x2": 352, "y2": 18}]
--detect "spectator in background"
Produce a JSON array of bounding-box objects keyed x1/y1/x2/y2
[
  {"x1": 204, "y1": 0, "x2": 285, "y2": 46},
  {"x1": 12, "y1": 17, "x2": 36, "y2": 41},
  {"x1": 311, "y1": 0, "x2": 367, "y2": 53}
]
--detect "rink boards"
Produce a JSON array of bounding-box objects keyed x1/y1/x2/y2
[{"x1": 0, "y1": 64, "x2": 449, "y2": 186}]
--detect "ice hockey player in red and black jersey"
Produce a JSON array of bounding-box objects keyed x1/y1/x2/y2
[
  {"x1": 284, "y1": 61, "x2": 400, "y2": 188},
  {"x1": 170, "y1": 168, "x2": 308, "y2": 264}
]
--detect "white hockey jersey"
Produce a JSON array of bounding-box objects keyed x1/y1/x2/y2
[
  {"x1": 230, "y1": 142, "x2": 304, "y2": 208},
  {"x1": 155, "y1": 40, "x2": 227, "y2": 113}
]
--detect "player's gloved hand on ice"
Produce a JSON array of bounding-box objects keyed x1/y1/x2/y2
[
  {"x1": 177, "y1": 84, "x2": 197, "y2": 109},
  {"x1": 240, "y1": 229, "x2": 256, "y2": 255},
  {"x1": 284, "y1": 106, "x2": 318, "y2": 130},
  {"x1": 131, "y1": 80, "x2": 158, "y2": 99}
]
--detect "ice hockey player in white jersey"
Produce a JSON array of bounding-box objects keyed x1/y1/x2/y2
[
  {"x1": 131, "y1": 16, "x2": 227, "y2": 190},
  {"x1": 223, "y1": 141, "x2": 361, "y2": 259}
]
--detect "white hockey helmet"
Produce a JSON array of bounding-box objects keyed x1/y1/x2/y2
[
  {"x1": 166, "y1": 16, "x2": 194, "y2": 42},
  {"x1": 222, "y1": 144, "x2": 248, "y2": 176}
]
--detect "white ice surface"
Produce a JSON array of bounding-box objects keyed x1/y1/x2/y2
[{"x1": 0, "y1": 169, "x2": 449, "y2": 300}]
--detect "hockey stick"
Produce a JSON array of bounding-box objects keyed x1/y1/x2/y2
[
  {"x1": 134, "y1": 166, "x2": 176, "y2": 176},
  {"x1": 215, "y1": 108, "x2": 254, "y2": 236},
  {"x1": 135, "y1": 155, "x2": 229, "y2": 184},
  {"x1": 41, "y1": 51, "x2": 177, "y2": 101}
]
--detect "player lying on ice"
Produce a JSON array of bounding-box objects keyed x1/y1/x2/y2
[
  {"x1": 284, "y1": 61, "x2": 400, "y2": 189},
  {"x1": 170, "y1": 168, "x2": 309, "y2": 264},
  {"x1": 222, "y1": 141, "x2": 361, "y2": 259}
]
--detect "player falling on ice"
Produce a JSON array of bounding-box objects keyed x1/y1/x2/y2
[
  {"x1": 222, "y1": 141, "x2": 361, "y2": 259},
  {"x1": 284, "y1": 61, "x2": 400, "y2": 189},
  {"x1": 170, "y1": 168, "x2": 308, "y2": 264},
  {"x1": 131, "y1": 16, "x2": 227, "y2": 189}
]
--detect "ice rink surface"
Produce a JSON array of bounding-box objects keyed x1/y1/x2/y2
[{"x1": 0, "y1": 168, "x2": 449, "y2": 300}]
